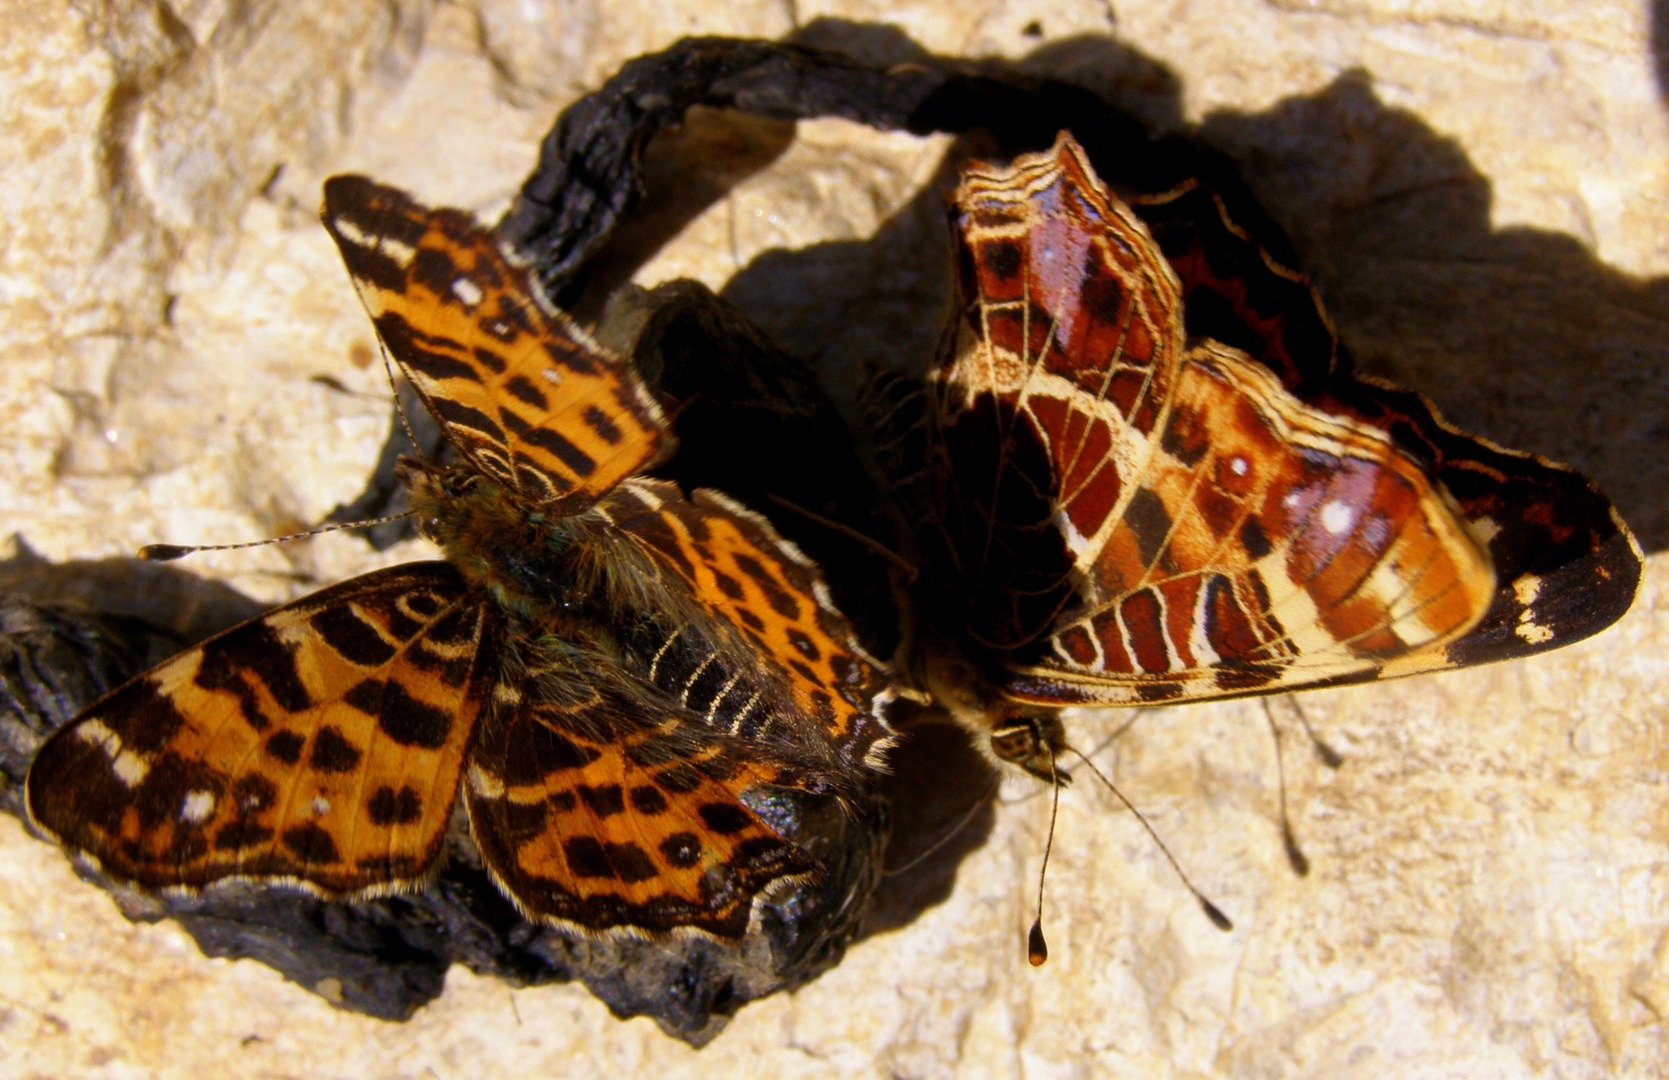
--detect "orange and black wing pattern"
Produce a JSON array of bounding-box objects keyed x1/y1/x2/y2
[
  {"x1": 28, "y1": 174, "x2": 896, "y2": 954},
  {"x1": 459, "y1": 477, "x2": 897, "y2": 937},
  {"x1": 322, "y1": 175, "x2": 669, "y2": 512},
  {"x1": 924, "y1": 133, "x2": 1629, "y2": 707},
  {"x1": 596, "y1": 479, "x2": 895, "y2": 770},
  {"x1": 463, "y1": 665, "x2": 821, "y2": 938},
  {"x1": 26, "y1": 564, "x2": 498, "y2": 896}
]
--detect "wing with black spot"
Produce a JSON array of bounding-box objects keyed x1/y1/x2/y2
[
  {"x1": 464, "y1": 665, "x2": 818, "y2": 938},
  {"x1": 322, "y1": 175, "x2": 669, "y2": 513}
]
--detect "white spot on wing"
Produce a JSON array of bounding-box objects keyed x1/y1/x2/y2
[
  {"x1": 74, "y1": 717, "x2": 120, "y2": 752},
  {"x1": 541, "y1": 367, "x2": 563, "y2": 386},
  {"x1": 1230, "y1": 456, "x2": 1249, "y2": 476},
  {"x1": 76, "y1": 718, "x2": 152, "y2": 787},
  {"x1": 467, "y1": 763, "x2": 505, "y2": 799},
  {"x1": 180, "y1": 790, "x2": 215, "y2": 823},
  {"x1": 311, "y1": 796, "x2": 331, "y2": 817},
  {"x1": 330, "y1": 217, "x2": 416, "y2": 268},
  {"x1": 451, "y1": 276, "x2": 483, "y2": 306},
  {"x1": 1320, "y1": 500, "x2": 1354, "y2": 535},
  {"x1": 1514, "y1": 577, "x2": 1553, "y2": 644}
]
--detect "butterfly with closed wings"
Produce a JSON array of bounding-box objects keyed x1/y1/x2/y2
[{"x1": 869, "y1": 134, "x2": 1641, "y2": 957}]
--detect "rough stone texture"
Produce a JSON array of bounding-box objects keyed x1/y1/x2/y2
[{"x1": 3, "y1": 1, "x2": 1668, "y2": 1077}]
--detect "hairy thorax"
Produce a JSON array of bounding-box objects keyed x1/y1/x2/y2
[{"x1": 402, "y1": 462, "x2": 581, "y2": 622}]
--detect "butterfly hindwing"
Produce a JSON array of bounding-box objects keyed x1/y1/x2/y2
[
  {"x1": 25, "y1": 563, "x2": 497, "y2": 895},
  {"x1": 464, "y1": 667, "x2": 816, "y2": 937},
  {"x1": 321, "y1": 175, "x2": 670, "y2": 512},
  {"x1": 597, "y1": 479, "x2": 896, "y2": 771},
  {"x1": 1128, "y1": 164, "x2": 1642, "y2": 671},
  {"x1": 1006, "y1": 342, "x2": 1495, "y2": 705}
]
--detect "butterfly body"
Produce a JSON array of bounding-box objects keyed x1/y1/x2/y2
[{"x1": 26, "y1": 176, "x2": 897, "y2": 943}]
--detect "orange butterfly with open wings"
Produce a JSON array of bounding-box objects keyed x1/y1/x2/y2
[{"x1": 26, "y1": 177, "x2": 897, "y2": 940}]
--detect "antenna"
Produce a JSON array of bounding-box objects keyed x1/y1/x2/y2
[
  {"x1": 139, "y1": 512, "x2": 413, "y2": 562},
  {"x1": 1067, "y1": 745, "x2": 1233, "y2": 933},
  {"x1": 376, "y1": 339, "x2": 426, "y2": 455},
  {"x1": 1026, "y1": 741, "x2": 1063, "y2": 966},
  {"x1": 883, "y1": 772, "x2": 1001, "y2": 877},
  {"x1": 1287, "y1": 695, "x2": 1344, "y2": 769},
  {"x1": 763, "y1": 493, "x2": 918, "y2": 582},
  {"x1": 143, "y1": 339, "x2": 435, "y2": 564}
]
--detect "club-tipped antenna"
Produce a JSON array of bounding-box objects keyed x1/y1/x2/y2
[
  {"x1": 139, "y1": 511, "x2": 413, "y2": 562},
  {"x1": 1259, "y1": 697, "x2": 1309, "y2": 877},
  {"x1": 1027, "y1": 741, "x2": 1063, "y2": 966},
  {"x1": 1066, "y1": 745, "x2": 1233, "y2": 932}
]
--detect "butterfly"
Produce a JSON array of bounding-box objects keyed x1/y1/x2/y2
[
  {"x1": 877, "y1": 131, "x2": 1641, "y2": 785},
  {"x1": 24, "y1": 175, "x2": 898, "y2": 941}
]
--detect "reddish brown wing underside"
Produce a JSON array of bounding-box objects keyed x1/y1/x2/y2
[
  {"x1": 321, "y1": 175, "x2": 669, "y2": 513},
  {"x1": 25, "y1": 563, "x2": 496, "y2": 895},
  {"x1": 932, "y1": 134, "x2": 1500, "y2": 707},
  {"x1": 1009, "y1": 344, "x2": 1494, "y2": 704},
  {"x1": 931, "y1": 136, "x2": 1185, "y2": 652}
]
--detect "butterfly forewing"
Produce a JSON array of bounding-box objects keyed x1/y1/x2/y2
[
  {"x1": 26, "y1": 564, "x2": 497, "y2": 894},
  {"x1": 322, "y1": 175, "x2": 669, "y2": 512},
  {"x1": 931, "y1": 136, "x2": 1187, "y2": 651}
]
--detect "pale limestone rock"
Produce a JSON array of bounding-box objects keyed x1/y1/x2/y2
[{"x1": 3, "y1": 1, "x2": 1667, "y2": 1076}]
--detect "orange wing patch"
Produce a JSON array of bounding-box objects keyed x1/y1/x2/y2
[
  {"x1": 322, "y1": 175, "x2": 669, "y2": 512},
  {"x1": 26, "y1": 564, "x2": 497, "y2": 895}
]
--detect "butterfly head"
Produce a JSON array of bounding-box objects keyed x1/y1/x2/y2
[
  {"x1": 399, "y1": 457, "x2": 572, "y2": 611},
  {"x1": 988, "y1": 708, "x2": 1070, "y2": 785}
]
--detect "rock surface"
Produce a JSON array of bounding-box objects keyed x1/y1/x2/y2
[{"x1": 4, "y1": 1, "x2": 1669, "y2": 1076}]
